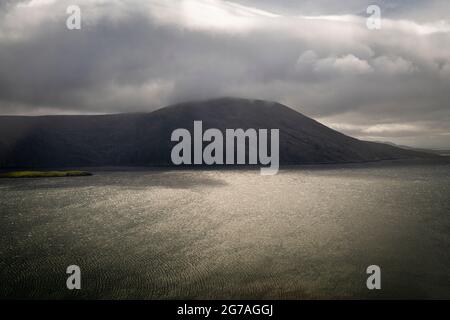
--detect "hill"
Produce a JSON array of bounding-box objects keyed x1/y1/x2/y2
[{"x1": 0, "y1": 98, "x2": 434, "y2": 168}]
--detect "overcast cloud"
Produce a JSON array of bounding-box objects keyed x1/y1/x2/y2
[{"x1": 0, "y1": 0, "x2": 449, "y2": 148}]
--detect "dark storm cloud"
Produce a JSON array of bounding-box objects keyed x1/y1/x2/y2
[{"x1": 0, "y1": 0, "x2": 449, "y2": 148}]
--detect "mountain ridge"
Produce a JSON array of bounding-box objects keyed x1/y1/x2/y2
[{"x1": 0, "y1": 98, "x2": 435, "y2": 168}]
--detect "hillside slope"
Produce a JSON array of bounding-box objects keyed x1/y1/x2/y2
[{"x1": 0, "y1": 98, "x2": 433, "y2": 168}]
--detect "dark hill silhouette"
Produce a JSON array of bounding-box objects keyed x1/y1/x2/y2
[{"x1": 0, "y1": 98, "x2": 434, "y2": 168}]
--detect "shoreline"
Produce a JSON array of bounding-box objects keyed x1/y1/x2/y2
[{"x1": 0, "y1": 157, "x2": 448, "y2": 174}]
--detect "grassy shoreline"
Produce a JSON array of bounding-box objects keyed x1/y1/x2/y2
[{"x1": 0, "y1": 170, "x2": 92, "y2": 178}]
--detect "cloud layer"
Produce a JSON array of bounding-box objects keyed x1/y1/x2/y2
[{"x1": 0, "y1": 0, "x2": 449, "y2": 148}]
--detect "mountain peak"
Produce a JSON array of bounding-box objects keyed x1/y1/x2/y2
[{"x1": 0, "y1": 98, "x2": 434, "y2": 168}]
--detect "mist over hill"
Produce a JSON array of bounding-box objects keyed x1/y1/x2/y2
[{"x1": 0, "y1": 98, "x2": 434, "y2": 168}]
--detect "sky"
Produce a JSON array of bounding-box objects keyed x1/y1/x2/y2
[{"x1": 0, "y1": 0, "x2": 449, "y2": 149}]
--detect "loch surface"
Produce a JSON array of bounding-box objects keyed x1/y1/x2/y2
[{"x1": 1, "y1": 161, "x2": 449, "y2": 299}]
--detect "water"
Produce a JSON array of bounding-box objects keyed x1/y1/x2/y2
[{"x1": 1, "y1": 161, "x2": 449, "y2": 299}]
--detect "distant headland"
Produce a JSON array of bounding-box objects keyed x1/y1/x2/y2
[{"x1": 0, "y1": 171, "x2": 92, "y2": 178}]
